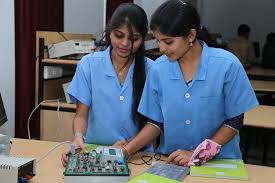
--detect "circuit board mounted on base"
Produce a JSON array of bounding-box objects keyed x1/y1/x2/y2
[{"x1": 64, "y1": 146, "x2": 129, "y2": 183}]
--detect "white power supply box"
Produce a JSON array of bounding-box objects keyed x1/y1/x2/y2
[
  {"x1": 48, "y1": 39, "x2": 95, "y2": 58},
  {"x1": 0, "y1": 156, "x2": 36, "y2": 183},
  {"x1": 43, "y1": 66, "x2": 63, "y2": 79}
]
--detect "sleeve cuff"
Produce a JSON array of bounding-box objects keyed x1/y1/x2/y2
[{"x1": 147, "y1": 118, "x2": 164, "y2": 132}]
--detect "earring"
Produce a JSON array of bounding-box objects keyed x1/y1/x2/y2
[{"x1": 190, "y1": 42, "x2": 193, "y2": 47}]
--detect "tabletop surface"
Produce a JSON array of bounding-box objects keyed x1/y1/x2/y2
[
  {"x1": 246, "y1": 66, "x2": 275, "y2": 78},
  {"x1": 244, "y1": 105, "x2": 275, "y2": 129},
  {"x1": 9, "y1": 138, "x2": 275, "y2": 183},
  {"x1": 250, "y1": 80, "x2": 275, "y2": 93}
]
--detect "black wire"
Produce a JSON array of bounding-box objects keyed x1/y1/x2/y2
[
  {"x1": 154, "y1": 153, "x2": 166, "y2": 161},
  {"x1": 128, "y1": 153, "x2": 166, "y2": 165},
  {"x1": 128, "y1": 155, "x2": 152, "y2": 165},
  {"x1": 141, "y1": 155, "x2": 153, "y2": 165}
]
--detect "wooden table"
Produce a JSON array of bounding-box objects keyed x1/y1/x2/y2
[
  {"x1": 243, "y1": 105, "x2": 275, "y2": 165},
  {"x1": 9, "y1": 138, "x2": 275, "y2": 183},
  {"x1": 250, "y1": 80, "x2": 275, "y2": 94},
  {"x1": 244, "y1": 105, "x2": 275, "y2": 129},
  {"x1": 246, "y1": 66, "x2": 275, "y2": 80}
]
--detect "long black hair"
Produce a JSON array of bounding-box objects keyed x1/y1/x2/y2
[
  {"x1": 105, "y1": 3, "x2": 148, "y2": 129},
  {"x1": 150, "y1": 0, "x2": 200, "y2": 38}
]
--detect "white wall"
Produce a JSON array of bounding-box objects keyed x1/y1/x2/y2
[
  {"x1": 135, "y1": 0, "x2": 199, "y2": 23},
  {"x1": 200, "y1": 0, "x2": 275, "y2": 51},
  {"x1": 64, "y1": 0, "x2": 106, "y2": 40},
  {"x1": 0, "y1": 1, "x2": 15, "y2": 136},
  {"x1": 135, "y1": 0, "x2": 275, "y2": 52},
  {"x1": 134, "y1": 0, "x2": 166, "y2": 23}
]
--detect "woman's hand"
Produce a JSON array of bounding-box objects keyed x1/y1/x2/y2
[
  {"x1": 61, "y1": 135, "x2": 87, "y2": 167},
  {"x1": 61, "y1": 147, "x2": 71, "y2": 167},
  {"x1": 112, "y1": 140, "x2": 128, "y2": 148},
  {"x1": 166, "y1": 149, "x2": 193, "y2": 166}
]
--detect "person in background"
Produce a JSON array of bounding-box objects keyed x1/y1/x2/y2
[
  {"x1": 118, "y1": 0, "x2": 258, "y2": 166},
  {"x1": 262, "y1": 32, "x2": 275, "y2": 69},
  {"x1": 61, "y1": 3, "x2": 153, "y2": 166},
  {"x1": 228, "y1": 24, "x2": 256, "y2": 69}
]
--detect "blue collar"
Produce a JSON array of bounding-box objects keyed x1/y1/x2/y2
[
  {"x1": 103, "y1": 46, "x2": 135, "y2": 79},
  {"x1": 169, "y1": 41, "x2": 209, "y2": 81},
  {"x1": 104, "y1": 46, "x2": 116, "y2": 77}
]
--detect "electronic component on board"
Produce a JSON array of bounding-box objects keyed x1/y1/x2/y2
[{"x1": 64, "y1": 147, "x2": 129, "y2": 183}]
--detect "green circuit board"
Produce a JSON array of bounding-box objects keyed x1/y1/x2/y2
[{"x1": 64, "y1": 150, "x2": 129, "y2": 176}]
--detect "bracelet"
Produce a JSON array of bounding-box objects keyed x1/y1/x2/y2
[
  {"x1": 122, "y1": 145, "x2": 130, "y2": 157},
  {"x1": 74, "y1": 132, "x2": 85, "y2": 141}
]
